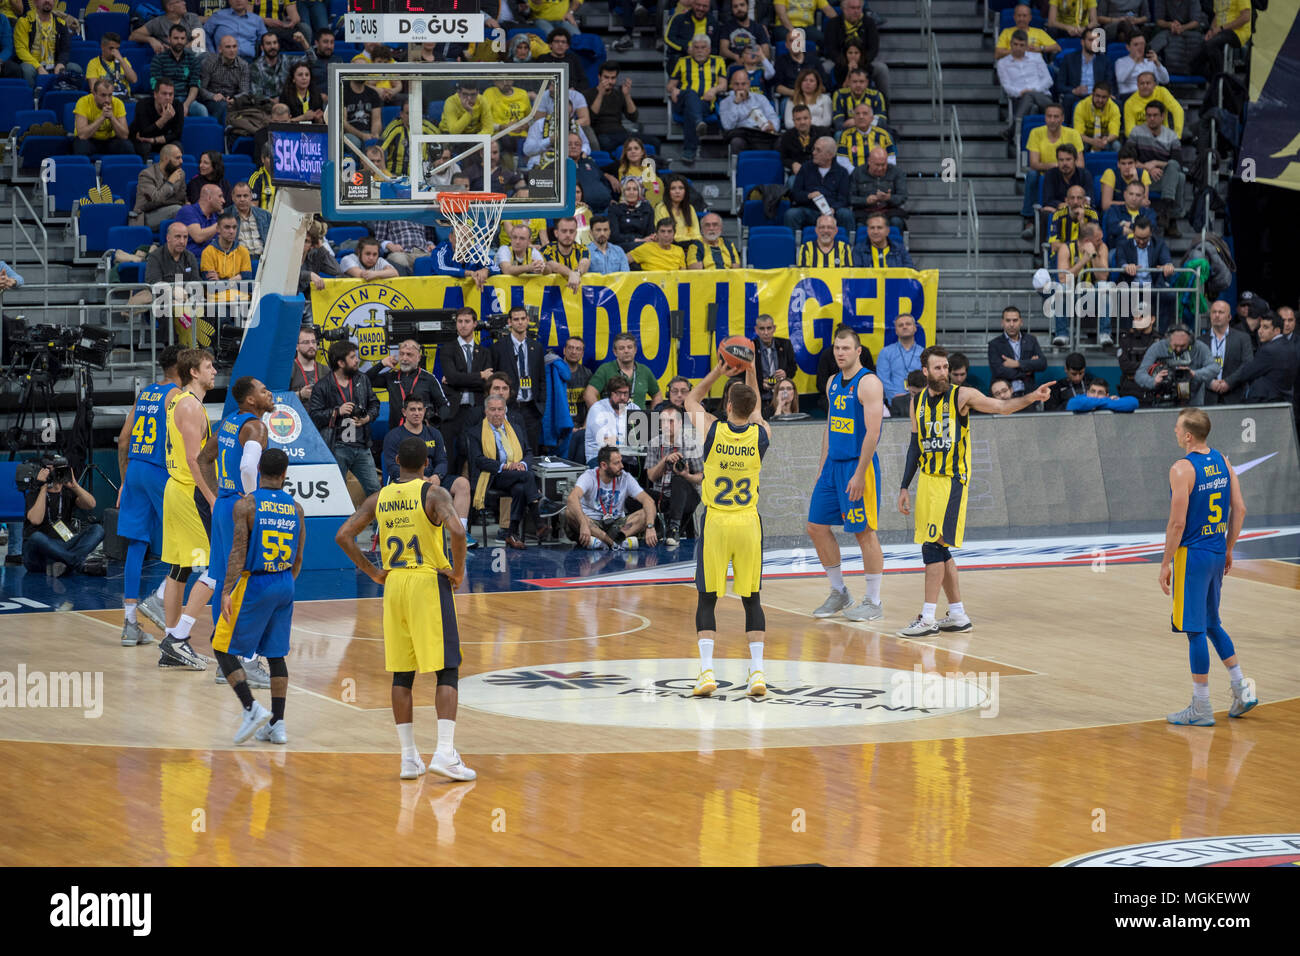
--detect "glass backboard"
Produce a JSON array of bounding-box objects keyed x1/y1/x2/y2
[{"x1": 324, "y1": 62, "x2": 572, "y2": 221}]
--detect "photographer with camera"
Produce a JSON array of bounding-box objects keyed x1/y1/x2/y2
[
  {"x1": 367, "y1": 338, "x2": 449, "y2": 442},
  {"x1": 644, "y1": 406, "x2": 703, "y2": 548},
  {"x1": 309, "y1": 339, "x2": 382, "y2": 500},
  {"x1": 22, "y1": 456, "x2": 104, "y2": 578},
  {"x1": 1135, "y1": 324, "x2": 1217, "y2": 406}
]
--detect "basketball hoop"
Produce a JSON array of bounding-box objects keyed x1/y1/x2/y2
[{"x1": 438, "y1": 191, "x2": 507, "y2": 268}]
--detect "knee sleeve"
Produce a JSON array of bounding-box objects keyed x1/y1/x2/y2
[
  {"x1": 197, "y1": 571, "x2": 217, "y2": 591},
  {"x1": 436, "y1": 667, "x2": 459, "y2": 689},
  {"x1": 266, "y1": 657, "x2": 288, "y2": 679},
  {"x1": 392, "y1": 670, "x2": 415, "y2": 689},
  {"x1": 168, "y1": 564, "x2": 192, "y2": 583},
  {"x1": 921, "y1": 542, "x2": 951, "y2": 565},
  {"x1": 695, "y1": 592, "x2": 718, "y2": 632},
  {"x1": 741, "y1": 593, "x2": 765, "y2": 632},
  {"x1": 1206, "y1": 624, "x2": 1236, "y2": 661},
  {"x1": 214, "y1": 649, "x2": 242, "y2": 678},
  {"x1": 1186, "y1": 632, "x2": 1211, "y2": 674}
]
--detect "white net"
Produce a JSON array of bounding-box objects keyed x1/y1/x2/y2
[{"x1": 438, "y1": 192, "x2": 507, "y2": 268}]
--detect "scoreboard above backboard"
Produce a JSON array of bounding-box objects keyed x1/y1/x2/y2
[{"x1": 348, "y1": 0, "x2": 482, "y2": 13}]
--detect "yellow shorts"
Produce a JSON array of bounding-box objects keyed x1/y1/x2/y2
[
  {"x1": 162, "y1": 479, "x2": 211, "y2": 568},
  {"x1": 383, "y1": 570, "x2": 461, "y2": 673},
  {"x1": 695, "y1": 509, "x2": 763, "y2": 597},
  {"x1": 913, "y1": 472, "x2": 968, "y2": 549}
]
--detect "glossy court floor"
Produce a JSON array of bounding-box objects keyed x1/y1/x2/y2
[{"x1": 1, "y1": 530, "x2": 1298, "y2": 866}]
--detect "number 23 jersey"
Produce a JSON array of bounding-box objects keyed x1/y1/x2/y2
[{"x1": 702, "y1": 420, "x2": 769, "y2": 514}]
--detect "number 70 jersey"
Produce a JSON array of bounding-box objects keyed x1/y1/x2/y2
[{"x1": 702, "y1": 420, "x2": 769, "y2": 514}]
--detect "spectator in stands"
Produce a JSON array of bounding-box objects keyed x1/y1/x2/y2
[
  {"x1": 769, "y1": 378, "x2": 802, "y2": 418},
  {"x1": 151, "y1": 23, "x2": 205, "y2": 117},
  {"x1": 13, "y1": 0, "x2": 80, "y2": 88},
  {"x1": 616, "y1": 136, "x2": 663, "y2": 202},
  {"x1": 245, "y1": 140, "x2": 277, "y2": 213},
  {"x1": 311, "y1": 339, "x2": 381, "y2": 498},
  {"x1": 837, "y1": 100, "x2": 895, "y2": 172},
  {"x1": 989, "y1": 305, "x2": 1048, "y2": 395},
  {"x1": 1104, "y1": 182, "x2": 1156, "y2": 246},
  {"x1": 299, "y1": 223, "x2": 343, "y2": 308},
  {"x1": 734, "y1": 41, "x2": 777, "y2": 99},
  {"x1": 655, "y1": 376, "x2": 692, "y2": 416},
  {"x1": 773, "y1": 0, "x2": 836, "y2": 48},
  {"x1": 442, "y1": 79, "x2": 486, "y2": 137},
  {"x1": 1019, "y1": 104, "x2": 1083, "y2": 239},
  {"x1": 628, "y1": 217, "x2": 687, "y2": 271},
  {"x1": 667, "y1": 34, "x2": 728, "y2": 167},
  {"x1": 719, "y1": 0, "x2": 772, "y2": 64},
  {"x1": 798, "y1": 213, "x2": 854, "y2": 267},
  {"x1": 583, "y1": 376, "x2": 639, "y2": 464},
  {"x1": 542, "y1": 216, "x2": 591, "y2": 291},
  {"x1": 0, "y1": 260, "x2": 22, "y2": 292},
  {"x1": 529, "y1": 0, "x2": 582, "y2": 38},
  {"x1": 877, "y1": 313, "x2": 924, "y2": 399},
  {"x1": 339, "y1": 236, "x2": 399, "y2": 281},
  {"x1": 342, "y1": 74, "x2": 383, "y2": 151},
  {"x1": 73, "y1": 78, "x2": 133, "y2": 157},
  {"x1": 369, "y1": 338, "x2": 449, "y2": 441},
  {"x1": 720, "y1": 67, "x2": 780, "y2": 155},
  {"x1": 988, "y1": 380, "x2": 1014, "y2": 401},
  {"x1": 824, "y1": 0, "x2": 890, "y2": 97},
  {"x1": 779, "y1": 104, "x2": 830, "y2": 182},
  {"x1": 307, "y1": 28, "x2": 339, "y2": 91},
  {"x1": 289, "y1": 326, "x2": 324, "y2": 402},
  {"x1": 586, "y1": 332, "x2": 662, "y2": 410},
  {"x1": 566, "y1": 134, "x2": 615, "y2": 213},
  {"x1": 1115, "y1": 32, "x2": 1168, "y2": 96},
  {"x1": 589, "y1": 63, "x2": 644, "y2": 151},
  {"x1": 251, "y1": 31, "x2": 308, "y2": 102},
  {"x1": 282, "y1": 62, "x2": 324, "y2": 124},
  {"x1": 497, "y1": 222, "x2": 546, "y2": 278},
  {"x1": 1045, "y1": 352, "x2": 1089, "y2": 409},
  {"x1": 1057, "y1": 221, "x2": 1113, "y2": 346},
  {"x1": 786, "y1": 136, "x2": 855, "y2": 233},
  {"x1": 131, "y1": 0, "x2": 203, "y2": 55},
  {"x1": 888, "y1": 369, "x2": 926, "y2": 418},
  {"x1": 689, "y1": 212, "x2": 741, "y2": 269},
  {"x1": 1191, "y1": 0, "x2": 1251, "y2": 81},
  {"x1": 258, "y1": 0, "x2": 311, "y2": 48},
  {"x1": 1074, "y1": 81, "x2": 1121, "y2": 152},
  {"x1": 644, "y1": 406, "x2": 703, "y2": 546},
  {"x1": 1123, "y1": 69, "x2": 1183, "y2": 137},
  {"x1": 1042, "y1": 143, "x2": 1093, "y2": 217},
  {"x1": 773, "y1": 27, "x2": 828, "y2": 100},
  {"x1": 1047, "y1": 0, "x2": 1099, "y2": 38},
  {"x1": 1067, "y1": 377, "x2": 1140, "y2": 411},
  {"x1": 654, "y1": 175, "x2": 703, "y2": 254},
  {"x1": 200, "y1": 212, "x2": 253, "y2": 319},
  {"x1": 128, "y1": 77, "x2": 184, "y2": 160},
  {"x1": 366, "y1": 218, "x2": 430, "y2": 275},
  {"x1": 537, "y1": 28, "x2": 589, "y2": 93},
  {"x1": 1048, "y1": 183, "x2": 1099, "y2": 254},
  {"x1": 1099, "y1": 144, "x2": 1152, "y2": 211},
  {"x1": 127, "y1": 221, "x2": 199, "y2": 317},
  {"x1": 197, "y1": 35, "x2": 249, "y2": 127},
  {"x1": 490, "y1": 306, "x2": 548, "y2": 453},
  {"x1": 1200, "y1": 298, "x2": 1253, "y2": 405},
  {"x1": 1114, "y1": 216, "x2": 1174, "y2": 314},
  {"x1": 131, "y1": 145, "x2": 186, "y2": 229},
  {"x1": 849, "y1": 147, "x2": 907, "y2": 232},
  {"x1": 1096, "y1": 0, "x2": 1151, "y2": 43},
  {"x1": 1150, "y1": 0, "x2": 1205, "y2": 76},
  {"x1": 435, "y1": 308, "x2": 492, "y2": 474},
  {"x1": 22, "y1": 458, "x2": 103, "y2": 578},
  {"x1": 566, "y1": 446, "x2": 657, "y2": 551},
  {"x1": 559, "y1": 335, "x2": 593, "y2": 429},
  {"x1": 833, "y1": 67, "x2": 888, "y2": 129},
  {"x1": 1128, "y1": 99, "x2": 1187, "y2": 236},
  {"x1": 996, "y1": 4, "x2": 1062, "y2": 60},
  {"x1": 87, "y1": 32, "x2": 136, "y2": 99},
  {"x1": 609, "y1": 177, "x2": 656, "y2": 251},
  {"x1": 177, "y1": 182, "x2": 225, "y2": 257},
  {"x1": 1135, "y1": 325, "x2": 1217, "y2": 405},
  {"x1": 855, "y1": 211, "x2": 914, "y2": 268},
  {"x1": 785, "y1": 67, "x2": 834, "y2": 129},
  {"x1": 749, "y1": 313, "x2": 797, "y2": 408},
  {"x1": 586, "y1": 216, "x2": 630, "y2": 274},
  {"x1": 187, "y1": 151, "x2": 231, "y2": 205},
  {"x1": 206, "y1": 0, "x2": 268, "y2": 60},
  {"x1": 948, "y1": 351, "x2": 983, "y2": 392},
  {"x1": 996, "y1": 30, "x2": 1054, "y2": 147},
  {"x1": 666, "y1": 0, "x2": 719, "y2": 68},
  {"x1": 1055, "y1": 27, "x2": 1115, "y2": 117}
]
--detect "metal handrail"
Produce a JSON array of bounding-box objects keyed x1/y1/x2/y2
[
  {"x1": 947, "y1": 103, "x2": 963, "y2": 204},
  {"x1": 9, "y1": 189, "x2": 49, "y2": 310},
  {"x1": 927, "y1": 32, "x2": 945, "y2": 123},
  {"x1": 920, "y1": 0, "x2": 931, "y2": 38},
  {"x1": 964, "y1": 179, "x2": 979, "y2": 268}
]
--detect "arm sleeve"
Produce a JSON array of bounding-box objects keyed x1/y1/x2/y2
[
  {"x1": 240, "y1": 439, "x2": 262, "y2": 494},
  {"x1": 900, "y1": 429, "x2": 921, "y2": 488}
]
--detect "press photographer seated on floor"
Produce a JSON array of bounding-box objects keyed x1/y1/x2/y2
[{"x1": 21, "y1": 457, "x2": 105, "y2": 577}]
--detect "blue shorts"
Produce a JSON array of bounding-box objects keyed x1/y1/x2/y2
[
  {"x1": 207, "y1": 495, "x2": 239, "y2": 623},
  {"x1": 807, "y1": 455, "x2": 881, "y2": 532},
  {"x1": 212, "y1": 570, "x2": 295, "y2": 659},
  {"x1": 116, "y1": 460, "x2": 168, "y2": 543},
  {"x1": 1171, "y1": 546, "x2": 1225, "y2": 634}
]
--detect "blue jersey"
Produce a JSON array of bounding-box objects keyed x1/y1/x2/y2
[
  {"x1": 246, "y1": 488, "x2": 302, "y2": 574},
  {"x1": 215, "y1": 411, "x2": 257, "y2": 499},
  {"x1": 1179, "y1": 449, "x2": 1230, "y2": 552},
  {"x1": 127, "y1": 382, "x2": 177, "y2": 466},
  {"x1": 827, "y1": 368, "x2": 870, "y2": 461}
]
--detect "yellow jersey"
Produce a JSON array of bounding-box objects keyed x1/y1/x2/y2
[
  {"x1": 165, "y1": 389, "x2": 211, "y2": 485},
  {"x1": 376, "y1": 478, "x2": 450, "y2": 574},
  {"x1": 913, "y1": 385, "x2": 970, "y2": 483},
  {"x1": 480, "y1": 86, "x2": 532, "y2": 136},
  {"x1": 702, "y1": 420, "x2": 768, "y2": 514}
]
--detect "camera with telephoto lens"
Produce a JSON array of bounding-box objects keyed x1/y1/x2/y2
[
  {"x1": 672, "y1": 456, "x2": 689, "y2": 474},
  {"x1": 1148, "y1": 356, "x2": 1195, "y2": 406},
  {"x1": 14, "y1": 454, "x2": 71, "y2": 492},
  {"x1": 320, "y1": 326, "x2": 353, "y2": 343}
]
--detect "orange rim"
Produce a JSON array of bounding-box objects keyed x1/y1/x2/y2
[{"x1": 436, "y1": 191, "x2": 507, "y2": 214}]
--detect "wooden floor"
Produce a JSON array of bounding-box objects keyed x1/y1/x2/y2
[{"x1": 2, "y1": 559, "x2": 1297, "y2": 866}]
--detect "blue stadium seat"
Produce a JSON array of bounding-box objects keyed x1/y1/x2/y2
[
  {"x1": 1085, "y1": 151, "x2": 1119, "y2": 207},
  {"x1": 76, "y1": 202, "x2": 129, "y2": 258},
  {"x1": 998, "y1": 6, "x2": 1045, "y2": 29},
  {"x1": 329, "y1": 0, "x2": 348, "y2": 17},
  {"x1": 101, "y1": 164, "x2": 143, "y2": 205},
  {"x1": 85, "y1": 12, "x2": 131, "y2": 43},
  {"x1": 68, "y1": 41, "x2": 100, "y2": 73},
  {"x1": 381, "y1": 104, "x2": 401, "y2": 128},
  {"x1": 1018, "y1": 112, "x2": 1047, "y2": 177},
  {"x1": 0, "y1": 96, "x2": 35, "y2": 137},
  {"x1": 427, "y1": 99, "x2": 445, "y2": 125},
  {"x1": 732, "y1": 149, "x2": 783, "y2": 212},
  {"x1": 118, "y1": 262, "x2": 145, "y2": 283},
  {"x1": 1167, "y1": 74, "x2": 1207, "y2": 87},
  {"x1": 62, "y1": 103, "x2": 77, "y2": 135},
  {"x1": 588, "y1": 149, "x2": 613, "y2": 168},
  {"x1": 182, "y1": 122, "x2": 224, "y2": 158},
  {"x1": 229, "y1": 135, "x2": 255, "y2": 157},
  {"x1": 327, "y1": 226, "x2": 370, "y2": 245},
  {"x1": 570, "y1": 34, "x2": 607, "y2": 88},
  {"x1": 412, "y1": 255, "x2": 436, "y2": 276},
  {"x1": 746, "y1": 226, "x2": 797, "y2": 269},
  {"x1": 507, "y1": 27, "x2": 546, "y2": 43},
  {"x1": 741, "y1": 198, "x2": 789, "y2": 228},
  {"x1": 123, "y1": 98, "x2": 137, "y2": 126},
  {"x1": 15, "y1": 108, "x2": 57, "y2": 132},
  {"x1": 125, "y1": 48, "x2": 154, "y2": 95},
  {"x1": 1105, "y1": 44, "x2": 1125, "y2": 63},
  {"x1": 98, "y1": 153, "x2": 143, "y2": 171},
  {"x1": 1057, "y1": 38, "x2": 1082, "y2": 56},
  {"x1": 45, "y1": 159, "x2": 98, "y2": 219},
  {"x1": 801, "y1": 225, "x2": 849, "y2": 244},
  {"x1": 18, "y1": 135, "x2": 70, "y2": 176},
  {"x1": 223, "y1": 156, "x2": 256, "y2": 185},
  {"x1": 106, "y1": 225, "x2": 154, "y2": 261},
  {"x1": 181, "y1": 156, "x2": 199, "y2": 180}
]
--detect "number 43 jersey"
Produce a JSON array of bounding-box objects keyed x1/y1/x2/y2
[
  {"x1": 702, "y1": 420, "x2": 769, "y2": 514},
  {"x1": 376, "y1": 478, "x2": 451, "y2": 573},
  {"x1": 248, "y1": 488, "x2": 303, "y2": 573}
]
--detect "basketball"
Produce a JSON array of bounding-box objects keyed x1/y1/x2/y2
[{"x1": 719, "y1": 336, "x2": 755, "y2": 371}]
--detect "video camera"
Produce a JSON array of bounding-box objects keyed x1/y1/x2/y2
[
  {"x1": 14, "y1": 454, "x2": 72, "y2": 492},
  {"x1": 479, "y1": 305, "x2": 538, "y2": 341},
  {"x1": 1148, "y1": 355, "x2": 1195, "y2": 406},
  {"x1": 2, "y1": 322, "x2": 114, "y2": 381}
]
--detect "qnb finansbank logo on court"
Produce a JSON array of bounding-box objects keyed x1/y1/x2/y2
[
  {"x1": 1057, "y1": 835, "x2": 1300, "y2": 867},
  {"x1": 461, "y1": 660, "x2": 992, "y2": 730}
]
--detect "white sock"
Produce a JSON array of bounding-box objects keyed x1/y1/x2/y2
[
  {"x1": 748, "y1": 642, "x2": 764, "y2": 672},
  {"x1": 698, "y1": 638, "x2": 714, "y2": 670},
  {"x1": 461, "y1": 517, "x2": 469, "y2": 530},
  {"x1": 824, "y1": 564, "x2": 846, "y2": 592},
  {"x1": 1227, "y1": 664, "x2": 1244, "y2": 685},
  {"x1": 124, "y1": 604, "x2": 137, "y2": 624},
  {"x1": 396, "y1": 722, "x2": 417, "y2": 759},
  {"x1": 154, "y1": 578, "x2": 167, "y2": 600},
  {"x1": 863, "y1": 572, "x2": 882, "y2": 603},
  {"x1": 921, "y1": 603, "x2": 937, "y2": 624},
  {"x1": 437, "y1": 719, "x2": 456, "y2": 757},
  {"x1": 1192, "y1": 682, "x2": 1210, "y2": 702},
  {"x1": 171, "y1": 614, "x2": 195, "y2": 640},
  {"x1": 948, "y1": 602, "x2": 965, "y2": 618}
]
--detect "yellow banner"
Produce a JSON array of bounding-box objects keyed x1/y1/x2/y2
[{"x1": 311, "y1": 268, "x2": 939, "y2": 394}]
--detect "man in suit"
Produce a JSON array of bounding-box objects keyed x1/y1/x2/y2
[
  {"x1": 752, "y1": 313, "x2": 798, "y2": 410},
  {"x1": 466, "y1": 394, "x2": 544, "y2": 550},
  {"x1": 1054, "y1": 26, "x2": 1116, "y2": 116},
  {"x1": 1112, "y1": 217, "x2": 1174, "y2": 329},
  {"x1": 490, "y1": 305, "x2": 547, "y2": 455},
  {"x1": 437, "y1": 306, "x2": 494, "y2": 475},
  {"x1": 988, "y1": 305, "x2": 1048, "y2": 397},
  {"x1": 1199, "y1": 298, "x2": 1254, "y2": 405},
  {"x1": 1212, "y1": 313, "x2": 1296, "y2": 404}
]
